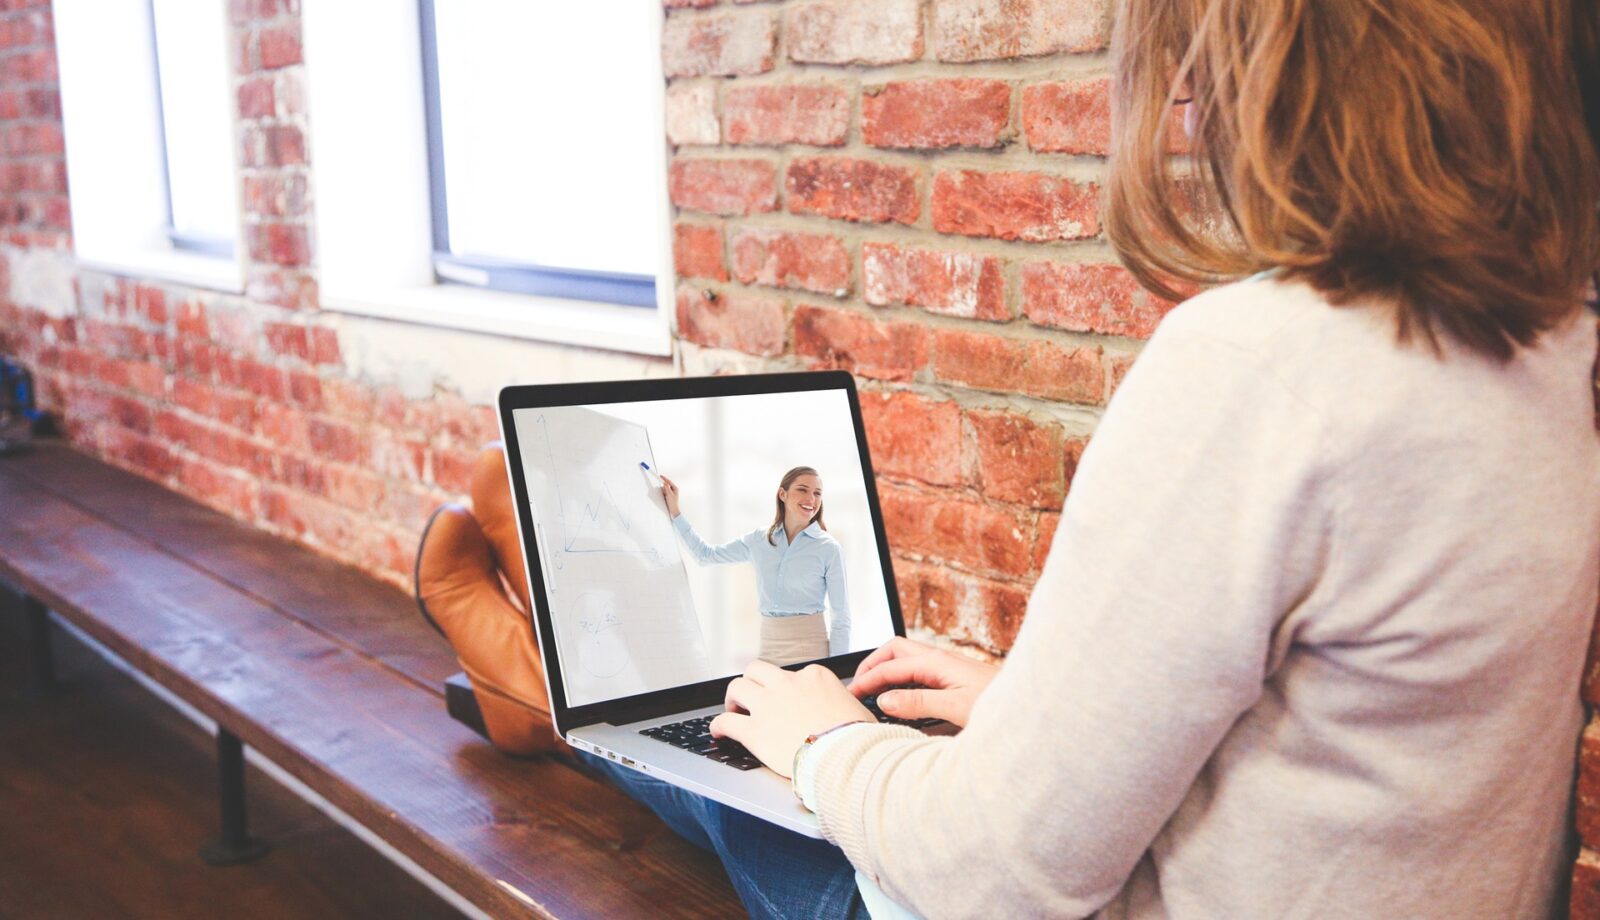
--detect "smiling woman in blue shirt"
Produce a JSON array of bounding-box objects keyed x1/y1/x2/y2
[{"x1": 658, "y1": 466, "x2": 850, "y2": 666}]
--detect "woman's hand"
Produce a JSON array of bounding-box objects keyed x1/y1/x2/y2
[
  {"x1": 849, "y1": 636, "x2": 999, "y2": 728},
  {"x1": 710, "y1": 660, "x2": 875, "y2": 779},
  {"x1": 660, "y1": 474, "x2": 681, "y2": 518}
]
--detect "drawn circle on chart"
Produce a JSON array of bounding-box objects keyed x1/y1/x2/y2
[{"x1": 573, "y1": 591, "x2": 628, "y2": 679}]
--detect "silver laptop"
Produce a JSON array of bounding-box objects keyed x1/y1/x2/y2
[{"x1": 497, "y1": 370, "x2": 953, "y2": 837}]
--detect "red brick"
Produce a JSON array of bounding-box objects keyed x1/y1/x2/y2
[
  {"x1": 1575, "y1": 849, "x2": 1600, "y2": 920},
  {"x1": 174, "y1": 340, "x2": 219, "y2": 379},
  {"x1": 1022, "y1": 261, "x2": 1176, "y2": 339},
  {"x1": 930, "y1": 0, "x2": 1109, "y2": 62},
  {"x1": 932, "y1": 169, "x2": 1098, "y2": 242},
  {"x1": 724, "y1": 83, "x2": 850, "y2": 147},
  {"x1": 966, "y1": 409, "x2": 1066, "y2": 508},
  {"x1": 243, "y1": 124, "x2": 306, "y2": 168},
  {"x1": 247, "y1": 223, "x2": 311, "y2": 266},
  {"x1": 1579, "y1": 721, "x2": 1600, "y2": 847},
  {"x1": 858, "y1": 389, "x2": 962, "y2": 486},
  {"x1": 124, "y1": 360, "x2": 167, "y2": 399},
  {"x1": 1106, "y1": 350, "x2": 1137, "y2": 398},
  {"x1": 662, "y1": 8, "x2": 777, "y2": 77},
  {"x1": 174, "y1": 300, "x2": 208, "y2": 339},
  {"x1": 243, "y1": 174, "x2": 309, "y2": 218},
  {"x1": 665, "y1": 0, "x2": 719, "y2": 7},
  {"x1": 1022, "y1": 78, "x2": 1108, "y2": 155},
  {"x1": 309, "y1": 326, "x2": 341, "y2": 366},
  {"x1": 879, "y1": 483, "x2": 1035, "y2": 579},
  {"x1": 230, "y1": 0, "x2": 280, "y2": 25},
  {"x1": 792, "y1": 304, "x2": 928, "y2": 381},
  {"x1": 100, "y1": 425, "x2": 179, "y2": 481},
  {"x1": 287, "y1": 370, "x2": 323, "y2": 410},
  {"x1": 237, "y1": 76, "x2": 274, "y2": 119},
  {"x1": 264, "y1": 321, "x2": 310, "y2": 361},
  {"x1": 1032, "y1": 509, "x2": 1060, "y2": 573},
  {"x1": 932, "y1": 328, "x2": 1104, "y2": 403},
  {"x1": 863, "y1": 242, "x2": 1007, "y2": 320},
  {"x1": 676, "y1": 285, "x2": 787, "y2": 356},
  {"x1": 665, "y1": 83, "x2": 720, "y2": 146},
  {"x1": 730, "y1": 227, "x2": 849, "y2": 295},
  {"x1": 863, "y1": 79, "x2": 1010, "y2": 150},
  {"x1": 669, "y1": 157, "x2": 778, "y2": 216},
  {"x1": 1022, "y1": 78, "x2": 1188, "y2": 155},
  {"x1": 785, "y1": 0, "x2": 923, "y2": 65},
  {"x1": 178, "y1": 457, "x2": 258, "y2": 517},
  {"x1": 256, "y1": 403, "x2": 311, "y2": 453},
  {"x1": 23, "y1": 88, "x2": 60, "y2": 120},
  {"x1": 894, "y1": 559, "x2": 955, "y2": 633},
  {"x1": 80, "y1": 390, "x2": 152, "y2": 434},
  {"x1": 1063, "y1": 437, "x2": 1087, "y2": 492},
  {"x1": 178, "y1": 379, "x2": 257, "y2": 431},
  {"x1": 235, "y1": 31, "x2": 255, "y2": 73},
  {"x1": 133, "y1": 284, "x2": 168, "y2": 325},
  {"x1": 977, "y1": 577, "x2": 1031, "y2": 651},
  {"x1": 234, "y1": 358, "x2": 288, "y2": 402},
  {"x1": 257, "y1": 26, "x2": 302, "y2": 70},
  {"x1": 673, "y1": 222, "x2": 728, "y2": 281},
  {"x1": 786, "y1": 156, "x2": 920, "y2": 225},
  {"x1": 307, "y1": 416, "x2": 367, "y2": 465}
]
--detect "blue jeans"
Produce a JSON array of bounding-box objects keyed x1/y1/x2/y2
[{"x1": 575, "y1": 749, "x2": 869, "y2": 920}]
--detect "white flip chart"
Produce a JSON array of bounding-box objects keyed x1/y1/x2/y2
[{"x1": 514, "y1": 406, "x2": 713, "y2": 706}]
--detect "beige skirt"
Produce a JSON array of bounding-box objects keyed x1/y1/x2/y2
[{"x1": 758, "y1": 612, "x2": 828, "y2": 666}]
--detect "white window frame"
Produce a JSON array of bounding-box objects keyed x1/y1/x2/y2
[
  {"x1": 301, "y1": 2, "x2": 675, "y2": 357},
  {"x1": 53, "y1": 0, "x2": 245, "y2": 293}
]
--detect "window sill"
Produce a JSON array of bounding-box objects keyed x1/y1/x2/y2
[
  {"x1": 322, "y1": 282, "x2": 675, "y2": 357},
  {"x1": 77, "y1": 247, "x2": 246, "y2": 294}
]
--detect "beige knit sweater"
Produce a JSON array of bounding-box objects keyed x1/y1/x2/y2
[{"x1": 810, "y1": 276, "x2": 1600, "y2": 919}]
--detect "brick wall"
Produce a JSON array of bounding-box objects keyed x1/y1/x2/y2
[
  {"x1": 1, "y1": 0, "x2": 1597, "y2": 911},
  {"x1": 663, "y1": 0, "x2": 1166, "y2": 656}
]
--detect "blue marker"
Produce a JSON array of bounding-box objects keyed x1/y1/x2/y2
[{"x1": 640, "y1": 461, "x2": 663, "y2": 487}]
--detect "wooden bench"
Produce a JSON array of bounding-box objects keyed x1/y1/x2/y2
[{"x1": 0, "y1": 442, "x2": 744, "y2": 919}]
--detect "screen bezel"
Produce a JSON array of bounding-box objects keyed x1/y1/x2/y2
[{"x1": 497, "y1": 370, "x2": 905, "y2": 730}]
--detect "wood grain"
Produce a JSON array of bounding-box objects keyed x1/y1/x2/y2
[{"x1": 0, "y1": 444, "x2": 744, "y2": 919}]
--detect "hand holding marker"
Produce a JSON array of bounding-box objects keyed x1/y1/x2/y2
[{"x1": 642, "y1": 462, "x2": 681, "y2": 518}]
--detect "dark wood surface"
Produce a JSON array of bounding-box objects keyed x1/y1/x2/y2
[
  {"x1": 0, "y1": 610, "x2": 465, "y2": 919},
  {"x1": 0, "y1": 442, "x2": 744, "y2": 920}
]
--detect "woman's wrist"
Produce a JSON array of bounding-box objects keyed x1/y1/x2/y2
[{"x1": 791, "y1": 719, "x2": 872, "y2": 811}]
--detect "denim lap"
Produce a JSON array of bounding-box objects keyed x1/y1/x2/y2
[{"x1": 575, "y1": 749, "x2": 867, "y2": 920}]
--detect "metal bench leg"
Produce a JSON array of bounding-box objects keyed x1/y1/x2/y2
[
  {"x1": 199, "y1": 728, "x2": 271, "y2": 866},
  {"x1": 20, "y1": 595, "x2": 56, "y2": 698}
]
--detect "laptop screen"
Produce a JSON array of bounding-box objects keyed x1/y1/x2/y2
[{"x1": 509, "y1": 385, "x2": 897, "y2": 709}]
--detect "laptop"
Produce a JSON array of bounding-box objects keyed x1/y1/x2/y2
[{"x1": 496, "y1": 370, "x2": 956, "y2": 837}]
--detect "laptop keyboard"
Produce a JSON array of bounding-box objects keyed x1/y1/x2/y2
[
  {"x1": 641, "y1": 715, "x2": 762, "y2": 770},
  {"x1": 638, "y1": 695, "x2": 946, "y2": 772}
]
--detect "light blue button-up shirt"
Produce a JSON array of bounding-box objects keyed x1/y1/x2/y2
[{"x1": 672, "y1": 513, "x2": 851, "y2": 657}]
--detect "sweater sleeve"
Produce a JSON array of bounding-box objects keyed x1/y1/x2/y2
[
  {"x1": 672, "y1": 513, "x2": 753, "y2": 565},
  {"x1": 808, "y1": 313, "x2": 1338, "y2": 919}
]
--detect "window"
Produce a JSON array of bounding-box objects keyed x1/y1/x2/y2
[
  {"x1": 418, "y1": 0, "x2": 662, "y2": 307},
  {"x1": 303, "y1": 0, "x2": 674, "y2": 355},
  {"x1": 150, "y1": 0, "x2": 239, "y2": 259},
  {"x1": 54, "y1": 0, "x2": 242, "y2": 290}
]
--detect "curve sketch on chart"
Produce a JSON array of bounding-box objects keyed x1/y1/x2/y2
[{"x1": 513, "y1": 405, "x2": 713, "y2": 704}]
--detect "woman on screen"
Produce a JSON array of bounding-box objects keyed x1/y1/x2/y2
[{"x1": 657, "y1": 466, "x2": 850, "y2": 666}]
